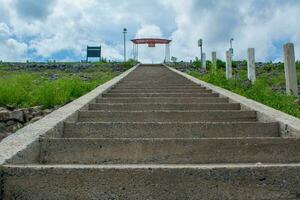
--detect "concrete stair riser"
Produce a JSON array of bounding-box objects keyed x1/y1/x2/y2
[
  {"x1": 113, "y1": 86, "x2": 205, "y2": 89},
  {"x1": 40, "y1": 138, "x2": 300, "y2": 164},
  {"x1": 63, "y1": 122, "x2": 279, "y2": 138},
  {"x1": 3, "y1": 165, "x2": 300, "y2": 200},
  {"x1": 88, "y1": 103, "x2": 241, "y2": 111},
  {"x1": 108, "y1": 89, "x2": 212, "y2": 93},
  {"x1": 102, "y1": 93, "x2": 219, "y2": 98},
  {"x1": 96, "y1": 97, "x2": 229, "y2": 104},
  {"x1": 77, "y1": 111, "x2": 257, "y2": 122}
]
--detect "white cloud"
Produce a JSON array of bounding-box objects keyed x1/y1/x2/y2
[
  {"x1": 136, "y1": 25, "x2": 163, "y2": 38},
  {"x1": 0, "y1": 0, "x2": 299, "y2": 62},
  {"x1": 0, "y1": 23, "x2": 10, "y2": 36},
  {"x1": 0, "y1": 39, "x2": 28, "y2": 61},
  {"x1": 134, "y1": 24, "x2": 166, "y2": 63}
]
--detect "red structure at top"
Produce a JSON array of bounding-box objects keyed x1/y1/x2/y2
[
  {"x1": 131, "y1": 38, "x2": 172, "y2": 62},
  {"x1": 131, "y1": 38, "x2": 172, "y2": 47}
]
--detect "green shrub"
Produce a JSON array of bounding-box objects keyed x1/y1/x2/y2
[
  {"x1": 0, "y1": 70, "x2": 116, "y2": 108},
  {"x1": 296, "y1": 61, "x2": 300, "y2": 70},
  {"x1": 216, "y1": 59, "x2": 226, "y2": 69},
  {"x1": 193, "y1": 57, "x2": 201, "y2": 68},
  {"x1": 122, "y1": 59, "x2": 138, "y2": 70},
  {"x1": 0, "y1": 73, "x2": 36, "y2": 107},
  {"x1": 188, "y1": 69, "x2": 300, "y2": 118}
]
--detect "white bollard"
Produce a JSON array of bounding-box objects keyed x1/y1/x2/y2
[
  {"x1": 226, "y1": 50, "x2": 232, "y2": 79},
  {"x1": 247, "y1": 48, "x2": 256, "y2": 83},
  {"x1": 212, "y1": 52, "x2": 217, "y2": 69},
  {"x1": 202, "y1": 53, "x2": 206, "y2": 69},
  {"x1": 283, "y1": 43, "x2": 298, "y2": 96}
]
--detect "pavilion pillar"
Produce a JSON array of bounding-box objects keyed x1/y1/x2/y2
[
  {"x1": 132, "y1": 43, "x2": 136, "y2": 60},
  {"x1": 136, "y1": 44, "x2": 139, "y2": 62},
  {"x1": 165, "y1": 44, "x2": 170, "y2": 63}
]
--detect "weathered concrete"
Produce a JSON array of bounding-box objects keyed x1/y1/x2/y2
[
  {"x1": 3, "y1": 164, "x2": 300, "y2": 199},
  {"x1": 40, "y1": 138, "x2": 300, "y2": 164},
  {"x1": 96, "y1": 97, "x2": 229, "y2": 104},
  {"x1": 102, "y1": 92, "x2": 219, "y2": 98},
  {"x1": 108, "y1": 88, "x2": 210, "y2": 93},
  {"x1": 211, "y1": 51, "x2": 217, "y2": 69},
  {"x1": 226, "y1": 50, "x2": 232, "y2": 79},
  {"x1": 64, "y1": 121, "x2": 279, "y2": 138},
  {"x1": 88, "y1": 103, "x2": 240, "y2": 111},
  {"x1": 247, "y1": 48, "x2": 256, "y2": 82},
  {"x1": 113, "y1": 85, "x2": 204, "y2": 89},
  {"x1": 78, "y1": 110, "x2": 257, "y2": 122},
  {"x1": 283, "y1": 43, "x2": 298, "y2": 96}
]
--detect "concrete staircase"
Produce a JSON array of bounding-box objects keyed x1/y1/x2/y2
[{"x1": 2, "y1": 65, "x2": 300, "y2": 199}]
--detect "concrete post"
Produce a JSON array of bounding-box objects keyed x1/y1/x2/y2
[
  {"x1": 283, "y1": 43, "x2": 298, "y2": 96},
  {"x1": 212, "y1": 52, "x2": 217, "y2": 69},
  {"x1": 202, "y1": 53, "x2": 206, "y2": 69},
  {"x1": 247, "y1": 48, "x2": 256, "y2": 83},
  {"x1": 226, "y1": 51, "x2": 232, "y2": 79}
]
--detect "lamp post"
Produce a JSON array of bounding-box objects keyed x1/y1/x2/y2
[
  {"x1": 230, "y1": 38, "x2": 234, "y2": 56},
  {"x1": 198, "y1": 39, "x2": 203, "y2": 66},
  {"x1": 123, "y1": 28, "x2": 127, "y2": 62}
]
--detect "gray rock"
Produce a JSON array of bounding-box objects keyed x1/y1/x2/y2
[
  {"x1": 9, "y1": 110, "x2": 24, "y2": 122},
  {"x1": 0, "y1": 110, "x2": 9, "y2": 121},
  {"x1": 0, "y1": 122, "x2": 6, "y2": 131}
]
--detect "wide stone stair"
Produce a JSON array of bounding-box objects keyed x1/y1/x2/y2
[{"x1": 2, "y1": 65, "x2": 300, "y2": 199}]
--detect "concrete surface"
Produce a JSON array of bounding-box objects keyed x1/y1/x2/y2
[
  {"x1": 40, "y1": 138, "x2": 300, "y2": 164},
  {"x1": 2, "y1": 164, "x2": 300, "y2": 199}
]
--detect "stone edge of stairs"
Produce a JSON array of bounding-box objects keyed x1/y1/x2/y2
[{"x1": 163, "y1": 63, "x2": 300, "y2": 138}]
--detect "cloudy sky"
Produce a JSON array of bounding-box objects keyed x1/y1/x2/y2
[{"x1": 0, "y1": 0, "x2": 299, "y2": 62}]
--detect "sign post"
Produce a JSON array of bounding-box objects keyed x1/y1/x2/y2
[{"x1": 86, "y1": 46, "x2": 101, "y2": 62}]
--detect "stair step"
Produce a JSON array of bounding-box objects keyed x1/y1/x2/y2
[
  {"x1": 116, "y1": 82, "x2": 195, "y2": 85},
  {"x1": 96, "y1": 97, "x2": 229, "y2": 104},
  {"x1": 63, "y1": 122, "x2": 279, "y2": 138},
  {"x1": 108, "y1": 89, "x2": 212, "y2": 93},
  {"x1": 88, "y1": 103, "x2": 240, "y2": 111},
  {"x1": 40, "y1": 138, "x2": 300, "y2": 164},
  {"x1": 77, "y1": 110, "x2": 257, "y2": 122},
  {"x1": 113, "y1": 86, "x2": 205, "y2": 89},
  {"x1": 3, "y1": 164, "x2": 300, "y2": 199},
  {"x1": 102, "y1": 93, "x2": 218, "y2": 97}
]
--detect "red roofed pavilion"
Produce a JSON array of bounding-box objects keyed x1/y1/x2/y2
[{"x1": 131, "y1": 38, "x2": 172, "y2": 62}]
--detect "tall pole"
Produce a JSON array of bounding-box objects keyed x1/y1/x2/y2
[
  {"x1": 123, "y1": 28, "x2": 127, "y2": 62},
  {"x1": 86, "y1": 45, "x2": 88, "y2": 62},
  {"x1": 200, "y1": 45, "x2": 203, "y2": 65},
  {"x1": 230, "y1": 38, "x2": 234, "y2": 55},
  {"x1": 198, "y1": 39, "x2": 203, "y2": 67}
]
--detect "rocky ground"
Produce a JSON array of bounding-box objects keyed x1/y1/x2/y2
[
  {"x1": 0, "y1": 106, "x2": 58, "y2": 140},
  {"x1": 2, "y1": 62, "x2": 127, "y2": 73},
  {"x1": 168, "y1": 61, "x2": 284, "y2": 72}
]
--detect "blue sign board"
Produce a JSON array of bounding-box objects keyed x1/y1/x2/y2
[{"x1": 86, "y1": 46, "x2": 101, "y2": 62}]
